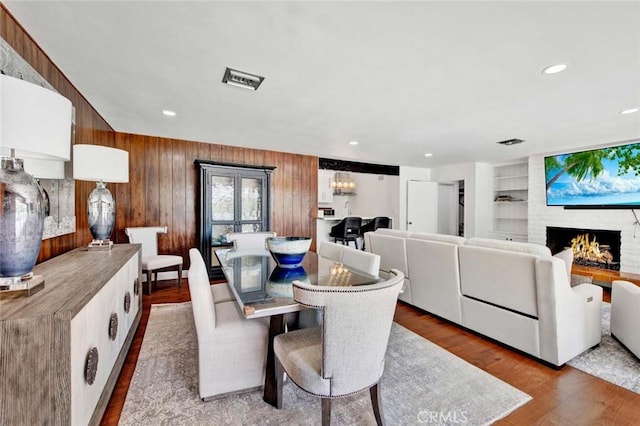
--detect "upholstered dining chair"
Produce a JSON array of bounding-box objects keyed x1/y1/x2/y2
[
  {"x1": 188, "y1": 248, "x2": 269, "y2": 400},
  {"x1": 274, "y1": 269, "x2": 404, "y2": 425},
  {"x1": 226, "y1": 231, "x2": 276, "y2": 253},
  {"x1": 318, "y1": 241, "x2": 345, "y2": 263},
  {"x1": 125, "y1": 226, "x2": 183, "y2": 295},
  {"x1": 329, "y1": 216, "x2": 362, "y2": 249},
  {"x1": 341, "y1": 246, "x2": 381, "y2": 276}
]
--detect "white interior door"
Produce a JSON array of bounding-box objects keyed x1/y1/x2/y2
[{"x1": 407, "y1": 180, "x2": 438, "y2": 232}]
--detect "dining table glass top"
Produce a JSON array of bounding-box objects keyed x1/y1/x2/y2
[{"x1": 216, "y1": 249, "x2": 381, "y2": 319}]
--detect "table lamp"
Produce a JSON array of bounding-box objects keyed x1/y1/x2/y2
[
  {"x1": 0, "y1": 74, "x2": 72, "y2": 296},
  {"x1": 73, "y1": 144, "x2": 129, "y2": 248}
]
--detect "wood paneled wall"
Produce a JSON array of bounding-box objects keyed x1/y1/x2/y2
[
  {"x1": 2, "y1": 5, "x2": 320, "y2": 268},
  {"x1": 113, "y1": 133, "x2": 319, "y2": 265}
]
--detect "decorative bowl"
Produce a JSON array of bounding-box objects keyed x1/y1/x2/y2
[{"x1": 266, "y1": 236, "x2": 312, "y2": 268}]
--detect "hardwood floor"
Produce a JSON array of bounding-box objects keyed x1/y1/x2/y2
[{"x1": 101, "y1": 283, "x2": 639, "y2": 425}]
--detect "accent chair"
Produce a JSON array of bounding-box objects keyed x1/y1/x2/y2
[{"x1": 125, "y1": 226, "x2": 183, "y2": 295}]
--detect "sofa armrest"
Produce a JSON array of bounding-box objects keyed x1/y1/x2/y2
[
  {"x1": 610, "y1": 280, "x2": 640, "y2": 358},
  {"x1": 535, "y1": 257, "x2": 602, "y2": 366}
]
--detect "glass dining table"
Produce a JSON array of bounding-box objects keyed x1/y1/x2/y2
[{"x1": 215, "y1": 248, "x2": 381, "y2": 407}]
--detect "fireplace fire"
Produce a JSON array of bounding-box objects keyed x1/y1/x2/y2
[
  {"x1": 547, "y1": 227, "x2": 621, "y2": 271},
  {"x1": 570, "y1": 233, "x2": 614, "y2": 268}
]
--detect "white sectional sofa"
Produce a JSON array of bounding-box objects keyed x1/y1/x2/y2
[{"x1": 366, "y1": 230, "x2": 603, "y2": 367}]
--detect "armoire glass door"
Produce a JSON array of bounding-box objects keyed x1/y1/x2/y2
[{"x1": 196, "y1": 161, "x2": 274, "y2": 279}]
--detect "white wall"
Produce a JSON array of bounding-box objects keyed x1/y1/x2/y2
[
  {"x1": 431, "y1": 162, "x2": 493, "y2": 238},
  {"x1": 318, "y1": 170, "x2": 399, "y2": 221},
  {"x1": 528, "y1": 154, "x2": 640, "y2": 274},
  {"x1": 398, "y1": 166, "x2": 431, "y2": 230},
  {"x1": 347, "y1": 172, "x2": 399, "y2": 221}
]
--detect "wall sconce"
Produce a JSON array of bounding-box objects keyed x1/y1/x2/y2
[
  {"x1": 330, "y1": 172, "x2": 357, "y2": 195},
  {"x1": 73, "y1": 144, "x2": 129, "y2": 249},
  {"x1": 0, "y1": 75, "x2": 72, "y2": 297}
]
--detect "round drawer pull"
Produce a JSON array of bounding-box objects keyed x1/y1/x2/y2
[
  {"x1": 108, "y1": 312, "x2": 118, "y2": 341},
  {"x1": 124, "y1": 291, "x2": 131, "y2": 313},
  {"x1": 133, "y1": 278, "x2": 140, "y2": 295},
  {"x1": 84, "y1": 347, "x2": 99, "y2": 385}
]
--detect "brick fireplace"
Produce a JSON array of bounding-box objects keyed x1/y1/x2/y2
[{"x1": 546, "y1": 226, "x2": 621, "y2": 271}]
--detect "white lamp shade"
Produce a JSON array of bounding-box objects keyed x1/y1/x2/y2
[
  {"x1": 73, "y1": 144, "x2": 129, "y2": 183},
  {"x1": 0, "y1": 74, "x2": 72, "y2": 160},
  {"x1": 23, "y1": 157, "x2": 66, "y2": 179}
]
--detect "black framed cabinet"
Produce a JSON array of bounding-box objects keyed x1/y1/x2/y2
[{"x1": 195, "y1": 160, "x2": 274, "y2": 279}]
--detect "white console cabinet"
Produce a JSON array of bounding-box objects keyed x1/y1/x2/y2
[{"x1": 0, "y1": 245, "x2": 141, "y2": 425}]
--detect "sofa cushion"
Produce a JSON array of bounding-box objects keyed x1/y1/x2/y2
[
  {"x1": 374, "y1": 228, "x2": 413, "y2": 238},
  {"x1": 459, "y1": 245, "x2": 540, "y2": 318},
  {"x1": 466, "y1": 237, "x2": 551, "y2": 257},
  {"x1": 409, "y1": 232, "x2": 466, "y2": 246}
]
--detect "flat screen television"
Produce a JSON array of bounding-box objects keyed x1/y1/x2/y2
[{"x1": 544, "y1": 141, "x2": 640, "y2": 209}]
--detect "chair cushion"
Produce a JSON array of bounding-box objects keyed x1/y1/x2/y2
[
  {"x1": 274, "y1": 327, "x2": 329, "y2": 396},
  {"x1": 211, "y1": 283, "x2": 235, "y2": 304},
  {"x1": 142, "y1": 254, "x2": 183, "y2": 270}
]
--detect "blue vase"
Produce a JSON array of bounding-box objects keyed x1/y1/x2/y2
[{"x1": 0, "y1": 157, "x2": 45, "y2": 278}]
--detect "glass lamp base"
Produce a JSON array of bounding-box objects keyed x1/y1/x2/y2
[{"x1": 0, "y1": 274, "x2": 45, "y2": 299}]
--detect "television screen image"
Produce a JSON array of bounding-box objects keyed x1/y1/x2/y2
[{"x1": 545, "y1": 142, "x2": 640, "y2": 208}]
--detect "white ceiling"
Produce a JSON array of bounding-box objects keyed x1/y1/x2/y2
[{"x1": 4, "y1": 1, "x2": 640, "y2": 168}]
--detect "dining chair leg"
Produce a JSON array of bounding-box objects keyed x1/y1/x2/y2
[
  {"x1": 146, "y1": 270, "x2": 153, "y2": 295},
  {"x1": 321, "y1": 397, "x2": 332, "y2": 426},
  {"x1": 370, "y1": 383, "x2": 384, "y2": 426},
  {"x1": 275, "y1": 356, "x2": 284, "y2": 409}
]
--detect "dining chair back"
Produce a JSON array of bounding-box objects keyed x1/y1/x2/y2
[
  {"x1": 273, "y1": 269, "x2": 404, "y2": 425},
  {"x1": 341, "y1": 245, "x2": 380, "y2": 276},
  {"x1": 318, "y1": 240, "x2": 345, "y2": 263},
  {"x1": 125, "y1": 226, "x2": 183, "y2": 294}
]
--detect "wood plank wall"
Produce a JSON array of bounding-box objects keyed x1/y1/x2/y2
[
  {"x1": 114, "y1": 133, "x2": 319, "y2": 265},
  {"x1": 2, "y1": 5, "x2": 320, "y2": 267}
]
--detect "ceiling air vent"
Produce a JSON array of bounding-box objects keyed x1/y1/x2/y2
[
  {"x1": 496, "y1": 138, "x2": 525, "y2": 146},
  {"x1": 222, "y1": 67, "x2": 265, "y2": 91}
]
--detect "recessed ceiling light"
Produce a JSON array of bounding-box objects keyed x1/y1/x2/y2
[
  {"x1": 541, "y1": 63, "x2": 568, "y2": 75},
  {"x1": 349, "y1": 141, "x2": 359, "y2": 145},
  {"x1": 424, "y1": 153, "x2": 433, "y2": 157},
  {"x1": 162, "y1": 110, "x2": 176, "y2": 117},
  {"x1": 620, "y1": 108, "x2": 639, "y2": 115}
]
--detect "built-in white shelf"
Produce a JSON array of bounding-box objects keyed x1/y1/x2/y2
[{"x1": 491, "y1": 162, "x2": 528, "y2": 241}]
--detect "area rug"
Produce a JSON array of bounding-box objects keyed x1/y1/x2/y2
[
  {"x1": 567, "y1": 303, "x2": 640, "y2": 394},
  {"x1": 119, "y1": 302, "x2": 531, "y2": 425}
]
